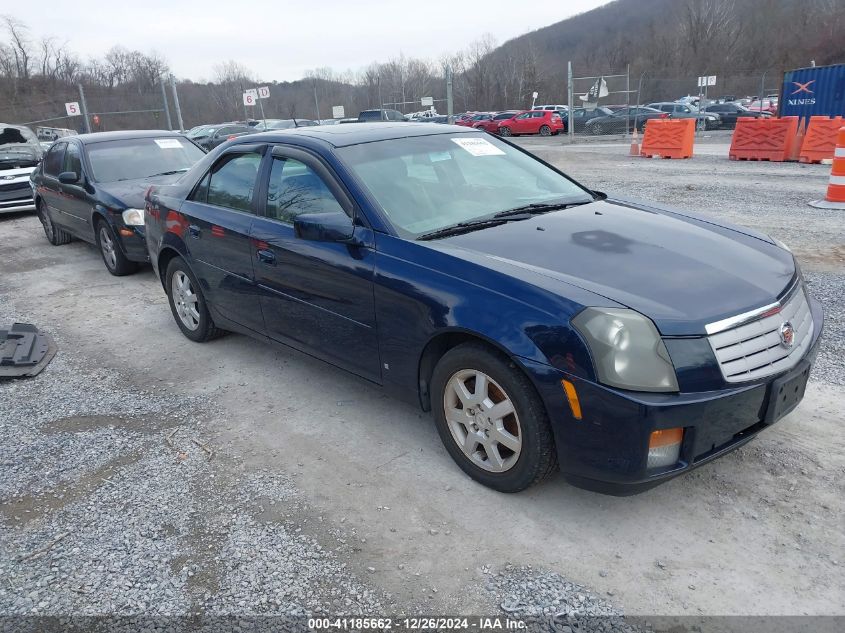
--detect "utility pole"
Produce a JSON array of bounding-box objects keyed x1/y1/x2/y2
[
  {"x1": 567, "y1": 61, "x2": 574, "y2": 143},
  {"x1": 170, "y1": 75, "x2": 184, "y2": 131},
  {"x1": 446, "y1": 66, "x2": 454, "y2": 123},
  {"x1": 78, "y1": 84, "x2": 92, "y2": 134},
  {"x1": 313, "y1": 79, "x2": 321, "y2": 122},
  {"x1": 159, "y1": 76, "x2": 173, "y2": 130}
]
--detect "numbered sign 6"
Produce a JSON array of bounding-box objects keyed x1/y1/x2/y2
[
  {"x1": 65, "y1": 102, "x2": 81, "y2": 117},
  {"x1": 243, "y1": 92, "x2": 256, "y2": 106}
]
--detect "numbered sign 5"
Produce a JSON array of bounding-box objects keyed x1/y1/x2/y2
[{"x1": 65, "y1": 102, "x2": 81, "y2": 116}]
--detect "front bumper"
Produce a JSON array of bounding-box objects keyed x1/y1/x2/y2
[{"x1": 524, "y1": 297, "x2": 824, "y2": 495}]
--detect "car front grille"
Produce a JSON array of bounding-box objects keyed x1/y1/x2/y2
[
  {"x1": 707, "y1": 281, "x2": 813, "y2": 383},
  {"x1": 0, "y1": 181, "x2": 30, "y2": 193}
]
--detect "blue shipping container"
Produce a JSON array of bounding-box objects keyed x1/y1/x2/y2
[{"x1": 780, "y1": 63, "x2": 845, "y2": 120}]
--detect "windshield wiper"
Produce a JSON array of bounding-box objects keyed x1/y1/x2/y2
[
  {"x1": 493, "y1": 200, "x2": 591, "y2": 219},
  {"x1": 416, "y1": 215, "x2": 533, "y2": 241},
  {"x1": 147, "y1": 168, "x2": 189, "y2": 178}
]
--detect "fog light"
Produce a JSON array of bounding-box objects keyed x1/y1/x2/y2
[{"x1": 647, "y1": 428, "x2": 683, "y2": 469}]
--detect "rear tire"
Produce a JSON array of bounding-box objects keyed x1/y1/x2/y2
[
  {"x1": 96, "y1": 220, "x2": 138, "y2": 276},
  {"x1": 589, "y1": 123, "x2": 603, "y2": 135},
  {"x1": 499, "y1": 126, "x2": 512, "y2": 137},
  {"x1": 37, "y1": 200, "x2": 71, "y2": 246},
  {"x1": 165, "y1": 256, "x2": 224, "y2": 342},
  {"x1": 539, "y1": 125, "x2": 551, "y2": 136},
  {"x1": 431, "y1": 342, "x2": 558, "y2": 493}
]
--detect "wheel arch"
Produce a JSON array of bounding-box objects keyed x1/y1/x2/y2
[
  {"x1": 157, "y1": 245, "x2": 184, "y2": 290},
  {"x1": 417, "y1": 328, "x2": 535, "y2": 412}
]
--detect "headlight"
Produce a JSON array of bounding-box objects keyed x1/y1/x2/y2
[
  {"x1": 121, "y1": 208, "x2": 145, "y2": 226},
  {"x1": 572, "y1": 308, "x2": 679, "y2": 392}
]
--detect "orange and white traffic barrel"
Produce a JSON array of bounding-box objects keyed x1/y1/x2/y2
[{"x1": 809, "y1": 126, "x2": 845, "y2": 209}]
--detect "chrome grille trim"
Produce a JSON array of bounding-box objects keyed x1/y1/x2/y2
[
  {"x1": 707, "y1": 284, "x2": 813, "y2": 383},
  {"x1": 704, "y1": 275, "x2": 801, "y2": 335}
]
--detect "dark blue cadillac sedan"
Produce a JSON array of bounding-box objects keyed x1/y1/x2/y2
[{"x1": 144, "y1": 123, "x2": 823, "y2": 495}]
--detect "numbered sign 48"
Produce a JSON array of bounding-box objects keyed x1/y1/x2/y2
[{"x1": 65, "y1": 102, "x2": 81, "y2": 117}]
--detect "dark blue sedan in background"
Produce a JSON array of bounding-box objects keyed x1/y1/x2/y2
[{"x1": 144, "y1": 123, "x2": 823, "y2": 494}]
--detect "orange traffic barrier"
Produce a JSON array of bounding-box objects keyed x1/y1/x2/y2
[
  {"x1": 640, "y1": 118, "x2": 695, "y2": 159},
  {"x1": 809, "y1": 127, "x2": 845, "y2": 209},
  {"x1": 729, "y1": 116, "x2": 799, "y2": 162},
  {"x1": 799, "y1": 116, "x2": 845, "y2": 164}
]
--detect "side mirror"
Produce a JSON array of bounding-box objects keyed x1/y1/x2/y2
[
  {"x1": 58, "y1": 171, "x2": 79, "y2": 184},
  {"x1": 294, "y1": 211, "x2": 354, "y2": 242}
]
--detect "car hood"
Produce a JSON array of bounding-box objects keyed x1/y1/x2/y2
[
  {"x1": 428, "y1": 198, "x2": 795, "y2": 336},
  {"x1": 97, "y1": 173, "x2": 185, "y2": 209}
]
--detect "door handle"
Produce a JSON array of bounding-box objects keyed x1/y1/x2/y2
[
  {"x1": 188, "y1": 224, "x2": 200, "y2": 238},
  {"x1": 256, "y1": 249, "x2": 276, "y2": 265}
]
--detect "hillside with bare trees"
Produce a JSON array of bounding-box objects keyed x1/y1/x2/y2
[{"x1": 1, "y1": 0, "x2": 844, "y2": 131}]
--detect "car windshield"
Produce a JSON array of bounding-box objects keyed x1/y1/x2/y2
[
  {"x1": 188, "y1": 127, "x2": 216, "y2": 138},
  {"x1": 338, "y1": 133, "x2": 593, "y2": 238},
  {"x1": 267, "y1": 120, "x2": 296, "y2": 129},
  {"x1": 86, "y1": 137, "x2": 205, "y2": 183}
]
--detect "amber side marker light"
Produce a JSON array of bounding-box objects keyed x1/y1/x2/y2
[
  {"x1": 118, "y1": 228, "x2": 134, "y2": 237},
  {"x1": 647, "y1": 428, "x2": 684, "y2": 469},
  {"x1": 560, "y1": 379, "x2": 582, "y2": 420}
]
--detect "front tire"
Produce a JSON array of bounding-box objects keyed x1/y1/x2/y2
[
  {"x1": 431, "y1": 343, "x2": 558, "y2": 492},
  {"x1": 96, "y1": 220, "x2": 138, "y2": 276},
  {"x1": 37, "y1": 200, "x2": 71, "y2": 245},
  {"x1": 165, "y1": 256, "x2": 224, "y2": 342}
]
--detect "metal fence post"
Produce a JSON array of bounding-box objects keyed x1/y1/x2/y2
[
  {"x1": 159, "y1": 77, "x2": 173, "y2": 130},
  {"x1": 170, "y1": 75, "x2": 184, "y2": 131},
  {"x1": 313, "y1": 80, "x2": 321, "y2": 122},
  {"x1": 77, "y1": 84, "x2": 91, "y2": 134},
  {"x1": 446, "y1": 66, "x2": 453, "y2": 123}
]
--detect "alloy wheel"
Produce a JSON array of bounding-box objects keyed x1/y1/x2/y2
[
  {"x1": 539, "y1": 125, "x2": 551, "y2": 136},
  {"x1": 171, "y1": 270, "x2": 200, "y2": 331},
  {"x1": 443, "y1": 369, "x2": 522, "y2": 473},
  {"x1": 499, "y1": 126, "x2": 512, "y2": 137},
  {"x1": 99, "y1": 226, "x2": 117, "y2": 270}
]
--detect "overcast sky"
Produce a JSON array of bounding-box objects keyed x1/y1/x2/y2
[{"x1": 10, "y1": 0, "x2": 610, "y2": 81}]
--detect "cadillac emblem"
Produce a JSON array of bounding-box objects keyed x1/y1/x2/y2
[{"x1": 779, "y1": 322, "x2": 795, "y2": 348}]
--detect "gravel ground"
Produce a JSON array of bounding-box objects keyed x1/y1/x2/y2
[{"x1": 0, "y1": 313, "x2": 385, "y2": 623}]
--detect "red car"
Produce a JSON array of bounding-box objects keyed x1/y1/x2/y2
[
  {"x1": 472, "y1": 111, "x2": 520, "y2": 133},
  {"x1": 496, "y1": 110, "x2": 564, "y2": 136},
  {"x1": 456, "y1": 112, "x2": 493, "y2": 127}
]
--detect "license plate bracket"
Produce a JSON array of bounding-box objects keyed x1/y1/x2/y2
[{"x1": 764, "y1": 361, "x2": 811, "y2": 425}]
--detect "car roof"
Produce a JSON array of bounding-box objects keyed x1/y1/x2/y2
[
  {"x1": 73, "y1": 130, "x2": 184, "y2": 145},
  {"x1": 241, "y1": 121, "x2": 479, "y2": 148}
]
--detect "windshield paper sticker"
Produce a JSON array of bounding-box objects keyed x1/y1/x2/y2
[
  {"x1": 155, "y1": 138, "x2": 183, "y2": 149},
  {"x1": 451, "y1": 137, "x2": 505, "y2": 156},
  {"x1": 429, "y1": 151, "x2": 452, "y2": 162}
]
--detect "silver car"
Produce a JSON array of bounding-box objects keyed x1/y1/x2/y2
[{"x1": 0, "y1": 124, "x2": 43, "y2": 214}]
